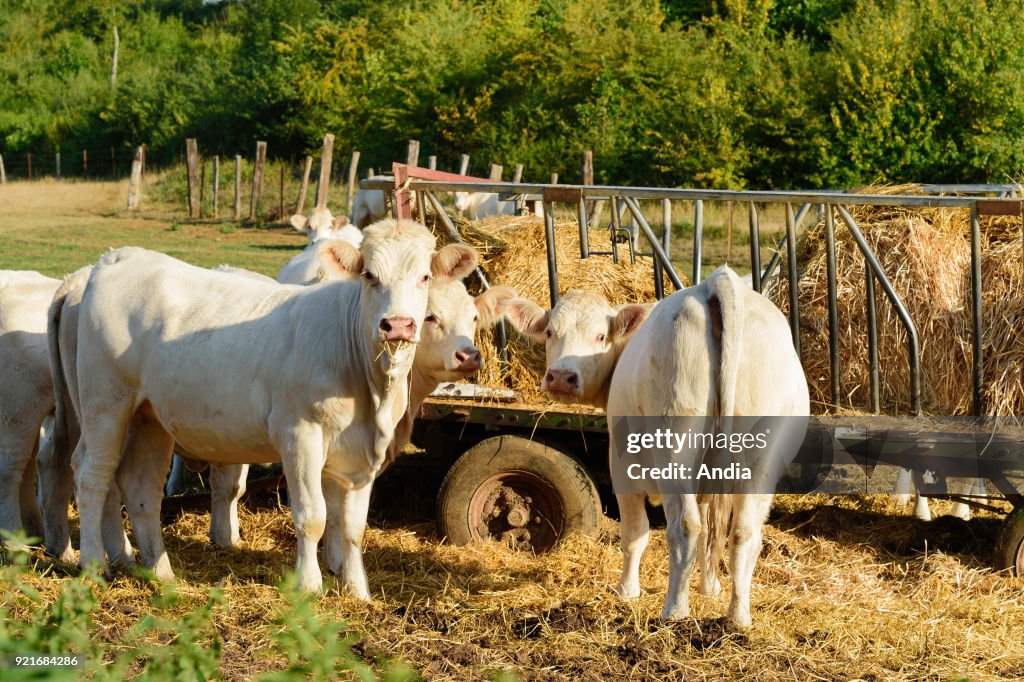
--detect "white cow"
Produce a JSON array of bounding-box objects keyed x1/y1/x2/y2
[
  {"x1": 57, "y1": 220, "x2": 476, "y2": 594},
  {"x1": 505, "y1": 266, "x2": 809, "y2": 627},
  {"x1": 893, "y1": 469, "x2": 986, "y2": 521},
  {"x1": 351, "y1": 179, "x2": 420, "y2": 229},
  {"x1": 278, "y1": 208, "x2": 365, "y2": 286},
  {"x1": 454, "y1": 192, "x2": 516, "y2": 221},
  {"x1": 0, "y1": 271, "x2": 60, "y2": 547}
]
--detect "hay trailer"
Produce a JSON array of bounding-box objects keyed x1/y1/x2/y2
[{"x1": 358, "y1": 167, "x2": 1024, "y2": 572}]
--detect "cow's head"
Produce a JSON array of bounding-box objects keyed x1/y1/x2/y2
[
  {"x1": 291, "y1": 207, "x2": 357, "y2": 246},
  {"x1": 316, "y1": 219, "x2": 477, "y2": 345},
  {"x1": 505, "y1": 290, "x2": 651, "y2": 406},
  {"x1": 453, "y1": 192, "x2": 470, "y2": 213},
  {"x1": 416, "y1": 283, "x2": 517, "y2": 380}
]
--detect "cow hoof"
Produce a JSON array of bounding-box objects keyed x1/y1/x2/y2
[
  {"x1": 613, "y1": 581, "x2": 641, "y2": 600},
  {"x1": 727, "y1": 610, "x2": 752, "y2": 629},
  {"x1": 699, "y1": 578, "x2": 722, "y2": 597},
  {"x1": 660, "y1": 604, "x2": 690, "y2": 621}
]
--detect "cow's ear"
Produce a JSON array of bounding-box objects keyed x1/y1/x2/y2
[
  {"x1": 505, "y1": 297, "x2": 549, "y2": 343},
  {"x1": 474, "y1": 286, "x2": 518, "y2": 328},
  {"x1": 611, "y1": 303, "x2": 651, "y2": 344},
  {"x1": 332, "y1": 215, "x2": 350, "y2": 230},
  {"x1": 432, "y1": 243, "x2": 478, "y2": 281},
  {"x1": 290, "y1": 214, "x2": 309, "y2": 233},
  {"x1": 316, "y1": 239, "x2": 363, "y2": 279}
]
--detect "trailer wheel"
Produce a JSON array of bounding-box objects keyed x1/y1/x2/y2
[
  {"x1": 993, "y1": 506, "x2": 1024, "y2": 575},
  {"x1": 436, "y1": 436, "x2": 601, "y2": 553}
]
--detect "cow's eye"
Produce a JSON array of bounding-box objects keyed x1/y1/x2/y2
[
  {"x1": 473, "y1": 314, "x2": 479, "y2": 323},
  {"x1": 425, "y1": 313, "x2": 437, "y2": 324},
  {"x1": 362, "y1": 271, "x2": 377, "y2": 284},
  {"x1": 420, "y1": 274, "x2": 431, "y2": 285},
  {"x1": 597, "y1": 333, "x2": 607, "y2": 343},
  {"x1": 546, "y1": 329, "x2": 553, "y2": 339}
]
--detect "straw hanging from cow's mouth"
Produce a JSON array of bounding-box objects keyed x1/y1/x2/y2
[{"x1": 375, "y1": 339, "x2": 413, "y2": 391}]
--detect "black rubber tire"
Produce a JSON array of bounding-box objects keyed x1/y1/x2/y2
[
  {"x1": 993, "y1": 505, "x2": 1024, "y2": 575},
  {"x1": 436, "y1": 435, "x2": 601, "y2": 551}
]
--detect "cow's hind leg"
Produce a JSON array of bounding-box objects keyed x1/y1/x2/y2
[
  {"x1": 19, "y1": 450, "x2": 44, "y2": 540},
  {"x1": 36, "y1": 424, "x2": 76, "y2": 562},
  {"x1": 101, "y1": 485, "x2": 135, "y2": 567},
  {"x1": 614, "y1": 493, "x2": 650, "y2": 600},
  {"x1": 333, "y1": 481, "x2": 373, "y2": 601},
  {"x1": 322, "y1": 475, "x2": 344, "y2": 577},
  {"x1": 210, "y1": 463, "x2": 247, "y2": 547},
  {"x1": 116, "y1": 415, "x2": 175, "y2": 581},
  {"x1": 661, "y1": 493, "x2": 701, "y2": 621},
  {"x1": 726, "y1": 493, "x2": 773, "y2": 628},
  {"x1": 74, "y1": 403, "x2": 134, "y2": 575}
]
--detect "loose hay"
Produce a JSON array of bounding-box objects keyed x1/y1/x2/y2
[
  {"x1": 423, "y1": 212, "x2": 679, "y2": 405},
  {"x1": 5, "y1": 497, "x2": 1024, "y2": 680},
  {"x1": 767, "y1": 184, "x2": 1024, "y2": 415}
]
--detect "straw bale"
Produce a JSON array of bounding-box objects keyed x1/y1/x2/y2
[
  {"x1": 425, "y1": 212, "x2": 677, "y2": 404},
  {"x1": 768, "y1": 184, "x2": 1024, "y2": 415}
]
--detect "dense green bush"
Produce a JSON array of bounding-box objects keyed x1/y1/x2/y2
[{"x1": 1, "y1": 0, "x2": 1022, "y2": 187}]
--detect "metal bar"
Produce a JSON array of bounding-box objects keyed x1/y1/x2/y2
[
  {"x1": 361, "y1": 180, "x2": 990, "y2": 208},
  {"x1": 865, "y1": 258, "x2": 880, "y2": 413},
  {"x1": 784, "y1": 203, "x2": 800, "y2": 358},
  {"x1": 622, "y1": 196, "x2": 685, "y2": 291},
  {"x1": 661, "y1": 198, "x2": 672, "y2": 293},
  {"x1": 578, "y1": 196, "x2": 590, "y2": 258},
  {"x1": 416, "y1": 189, "x2": 428, "y2": 226},
  {"x1": 748, "y1": 202, "x2": 761, "y2": 293},
  {"x1": 543, "y1": 201, "x2": 559, "y2": 307},
  {"x1": 609, "y1": 196, "x2": 620, "y2": 264},
  {"x1": 969, "y1": 205, "x2": 984, "y2": 415},
  {"x1": 692, "y1": 200, "x2": 703, "y2": 284},
  {"x1": 824, "y1": 205, "x2": 841, "y2": 407},
  {"x1": 759, "y1": 203, "x2": 811, "y2": 289},
  {"x1": 836, "y1": 204, "x2": 921, "y2": 415}
]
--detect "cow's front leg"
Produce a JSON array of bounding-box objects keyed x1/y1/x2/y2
[
  {"x1": 322, "y1": 475, "x2": 344, "y2": 576},
  {"x1": 101, "y1": 485, "x2": 135, "y2": 567},
  {"x1": 275, "y1": 423, "x2": 328, "y2": 593},
  {"x1": 335, "y1": 481, "x2": 373, "y2": 600},
  {"x1": 210, "y1": 463, "x2": 247, "y2": 547},
  {"x1": 0, "y1": 427, "x2": 36, "y2": 547},
  {"x1": 614, "y1": 492, "x2": 650, "y2": 599}
]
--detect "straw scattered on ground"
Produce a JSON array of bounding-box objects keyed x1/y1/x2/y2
[{"x1": 4, "y1": 493, "x2": 1023, "y2": 680}]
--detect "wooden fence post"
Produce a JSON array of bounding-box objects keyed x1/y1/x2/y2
[
  {"x1": 127, "y1": 146, "x2": 144, "y2": 210},
  {"x1": 249, "y1": 141, "x2": 266, "y2": 221},
  {"x1": 0, "y1": 154, "x2": 5, "y2": 184},
  {"x1": 233, "y1": 155, "x2": 241, "y2": 220},
  {"x1": 551, "y1": 172, "x2": 558, "y2": 184},
  {"x1": 459, "y1": 154, "x2": 470, "y2": 176},
  {"x1": 55, "y1": 152, "x2": 61, "y2": 181},
  {"x1": 211, "y1": 156, "x2": 219, "y2": 218},
  {"x1": 296, "y1": 156, "x2": 313, "y2": 215},
  {"x1": 185, "y1": 138, "x2": 200, "y2": 219},
  {"x1": 407, "y1": 139, "x2": 420, "y2": 167},
  {"x1": 367, "y1": 167, "x2": 375, "y2": 178},
  {"x1": 581, "y1": 150, "x2": 595, "y2": 226},
  {"x1": 512, "y1": 164, "x2": 523, "y2": 183},
  {"x1": 27, "y1": 153, "x2": 32, "y2": 180},
  {"x1": 428, "y1": 155, "x2": 437, "y2": 171},
  {"x1": 315, "y1": 133, "x2": 334, "y2": 209},
  {"x1": 489, "y1": 164, "x2": 503, "y2": 181},
  {"x1": 346, "y1": 150, "x2": 360, "y2": 214},
  {"x1": 82, "y1": 149, "x2": 88, "y2": 178},
  {"x1": 279, "y1": 165, "x2": 285, "y2": 219},
  {"x1": 110, "y1": 147, "x2": 115, "y2": 177}
]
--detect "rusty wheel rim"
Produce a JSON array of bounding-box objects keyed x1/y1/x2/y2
[{"x1": 467, "y1": 471, "x2": 564, "y2": 553}]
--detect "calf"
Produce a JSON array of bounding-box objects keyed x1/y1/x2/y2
[
  {"x1": 57, "y1": 220, "x2": 476, "y2": 594},
  {"x1": 506, "y1": 266, "x2": 809, "y2": 627}
]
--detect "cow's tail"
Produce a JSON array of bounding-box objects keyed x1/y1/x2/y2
[
  {"x1": 46, "y1": 267, "x2": 90, "y2": 470},
  {"x1": 704, "y1": 266, "x2": 744, "y2": 575},
  {"x1": 705, "y1": 493, "x2": 733, "y2": 578}
]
